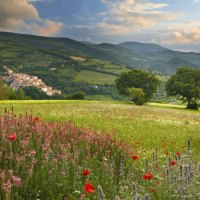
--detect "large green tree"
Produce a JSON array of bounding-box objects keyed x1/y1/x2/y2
[
  {"x1": 115, "y1": 69, "x2": 160, "y2": 105},
  {"x1": 166, "y1": 67, "x2": 200, "y2": 109}
]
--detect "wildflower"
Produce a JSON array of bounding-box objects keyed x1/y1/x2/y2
[
  {"x1": 132, "y1": 155, "x2": 139, "y2": 160},
  {"x1": 154, "y1": 164, "x2": 158, "y2": 170},
  {"x1": 34, "y1": 117, "x2": 40, "y2": 122},
  {"x1": 84, "y1": 182, "x2": 94, "y2": 194},
  {"x1": 12, "y1": 176, "x2": 22, "y2": 186},
  {"x1": 144, "y1": 194, "x2": 150, "y2": 200},
  {"x1": 61, "y1": 171, "x2": 66, "y2": 176},
  {"x1": 165, "y1": 152, "x2": 169, "y2": 156},
  {"x1": 31, "y1": 150, "x2": 36, "y2": 156},
  {"x1": 151, "y1": 188, "x2": 156, "y2": 193},
  {"x1": 82, "y1": 170, "x2": 89, "y2": 176},
  {"x1": 170, "y1": 160, "x2": 176, "y2": 166},
  {"x1": 115, "y1": 196, "x2": 120, "y2": 200},
  {"x1": 176, "y1": 152, "x2": 181, "y2": 156},
  {"x1": 155, "y1": 180, "x2": 159, "y2": 185},
  {"x1": 143, "y1": 172, "x2": 153, "y2": 180},
  {"x1": 8, "y1": 134, "x2": 16, "y2": 141},
  {"x1": 98, "y1": 185, "x2": 106, "y2": 200},
  {"x1": 2, "y1": 180, "x2": 12, "y2": 191}
]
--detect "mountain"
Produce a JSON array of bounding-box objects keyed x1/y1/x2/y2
[
  {"x1": 1, "y1": 31, "x2": 200, "y2": 74},
  {"x1": 0, "y1": 31, "x2": 200, "y2": 101},
  {"x1": 118, "y1": 42, "x2": 200, "y2": 73},
  {"x1": 119, "y1": 41, "x2": 169, "y2": 54}
]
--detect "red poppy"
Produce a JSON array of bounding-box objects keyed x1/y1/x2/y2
[
  {"x1": 151, "y1": 188, "x2": 156, "y2": 193},
  {"x1": 34, "y1": 117, "x2": 40, "y2": 122},
  {"x1": 170, "y1": 160, "x2": 176, "y2": 166},
  {"x1": 8, "y1": 134, "x2": 16, "y2": 141},
  {"x1": 132, "y1": 155, "x2": 138, "y2": 160},
  {"x1": 82, "y1": 170, "x2": 89, "y2": 176},
  {"x1": 84, "y1": 182, "x2": 94, "y2": 194},
  {"x1": 165, "y1": 152, "x2": 169, "y2": 156},
  {"x1": 176, "y1": 152, "x2": 181, "y2": 156},
  {"x1": 143, "y1": 172, "x2": 153, "y2": 180}
]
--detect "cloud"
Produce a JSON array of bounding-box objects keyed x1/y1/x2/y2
[
  {"x1": 159, "y1": 23, "x2": 200, "y2": 45},
  {"x1": 27, "y1": 20, "x2": 63, "y2": 36},
  {"x1": 193, "y1": 0, "x2": 200, "y2": 3},
  {"x1": 98, "y1": 0, "x2": 176, "y2": 35},
  {"x1": 27, "y1": 0, "x2": 54, "y2": 2},
  {"x1": 0, "y1": 0, "x2": 63, "y2": 36}
]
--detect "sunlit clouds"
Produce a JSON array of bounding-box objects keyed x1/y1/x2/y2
[
  {"x1": 0, "y1": 0, "x2": 200, "y2": 51},
  {"x1": 0, "y1": 0, "x2": 63, "y2": 36}
]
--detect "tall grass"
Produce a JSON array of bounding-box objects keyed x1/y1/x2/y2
[{"x1": 0, "y1": 109, "x2": 200, "y2": 199}]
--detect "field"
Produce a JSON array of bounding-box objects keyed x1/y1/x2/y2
[
  {"x1": 0, "y1": 100, "x2": 199, "y2": 153},
  {"x1": 75, "y1": 70, "x2": 117, "y2": 84},
  {"x1": 0, "y1": 100, "x2": 200, "y2": 199}
]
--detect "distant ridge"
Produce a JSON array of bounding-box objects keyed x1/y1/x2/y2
[{"x1": 1, "y1": 31, "x2": 200, "y2": 74}]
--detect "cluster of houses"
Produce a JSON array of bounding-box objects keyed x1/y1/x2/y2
[{"x1": 2, "y1": 66, "x2": 61, "y2": 96}]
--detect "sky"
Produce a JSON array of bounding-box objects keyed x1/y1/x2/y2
[{"x1": 0, "y1": 0, "x2": 200, "y2": 52}]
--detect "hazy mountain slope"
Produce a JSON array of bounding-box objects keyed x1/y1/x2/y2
[
  {"x1": 0, "y1": 32, "x2": 139, "y2": 68},
  {"x1": 119, "y1": 42, "x2": 169, "y2": 54},
  {"x1": 1, "y1": 31, "x2": 200, "y2": 75},
  {"x1": 118, "y1": 42, "x2": 200, "y2": 73}
]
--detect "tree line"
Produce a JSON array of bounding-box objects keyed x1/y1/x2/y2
[
  {"x1": 1, "y1": 67, "x2": 200, "y2": 109},
  {"x1": 115, "y1": 67, "x2": 200, "y2": 109}
]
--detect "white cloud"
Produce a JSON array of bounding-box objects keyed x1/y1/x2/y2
[
  {"x1": 0, "y1": 0, "x2": 63, "y2": 36},
  {"x1": 193, "y1": 0, "x2": 200, "y2": 3},
  {"x1": 158, "y1": 23, "x2": 200, "y2": 45},
  {"x1": 99, "y1": 0, "x2": 176, "y2": 35}
]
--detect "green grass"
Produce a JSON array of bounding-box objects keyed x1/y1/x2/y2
[
  {"x1": 75, "y1": 70, "x2": 117, "y2": 84},
  {"x1": 0, "y1": 100, "x2": 199, "y2": 158}
]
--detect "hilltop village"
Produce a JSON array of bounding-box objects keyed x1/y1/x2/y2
[{"x1": 2, "y1": 66, "x2": 61, "y2": 96}]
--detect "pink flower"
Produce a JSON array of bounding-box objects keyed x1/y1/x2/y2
[
  {"x1": 61, "y1": 171, "x2": 66, "y2": 176},
  {"x1": 2, "y1": 180, "x2": 12, "y2": 191},
  {"x1": 12, "y1": 176, "x2": 22, "y2": 186}
]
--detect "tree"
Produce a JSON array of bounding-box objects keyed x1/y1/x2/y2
[
  {"x1": 0, "y1": 78, "x2": 9, "y2": 100},
  {"x1": 166, "y1": 67, "x2": 200, "y2": 109},
  {"x1": 127, "y1": 87, "x2": 145, "y2": 105},
  {"x1": 22, "y1": 86, "x2": 48, "y2": 100},
  {"x1": 66, "y1": 92, "x2": 85, "y2": 100},
  {"x1": 116, "y1": 69, "x2": 160, "y2": 105}
]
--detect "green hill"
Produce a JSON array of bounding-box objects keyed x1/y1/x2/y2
[
  {"x1": 119, "y1": 42, "x2": 200, "y2": 73},
  {"x1": 0, "y1": 31, "x2": 200, "y2": 100}
]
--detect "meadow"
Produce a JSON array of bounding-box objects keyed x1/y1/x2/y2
[{"x1": 0, "y1": 100, "x2": 199, "y2": 199}]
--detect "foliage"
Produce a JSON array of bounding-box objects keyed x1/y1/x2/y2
[
  {"x1": 166, "y1": 67, "x2": 200, "y2": 109},
  {"x1": 8, "y1": 89, "x2": 29, "y2": 100},
  {"x1": 127, "y1": 87, "x2": 145, "y2": 105},
  {"x1": 0, "y1": 79, "x2": 9, "y2": 100},
  {"x1": 116, "y1": 69, "x2": 160, "y2": 104},
  {"x1": 22, "y1": 86, "x2": 49, "y2": 100},
  {"x1": 66, "y1": 92, "x2": 86, "y2": 100}
]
